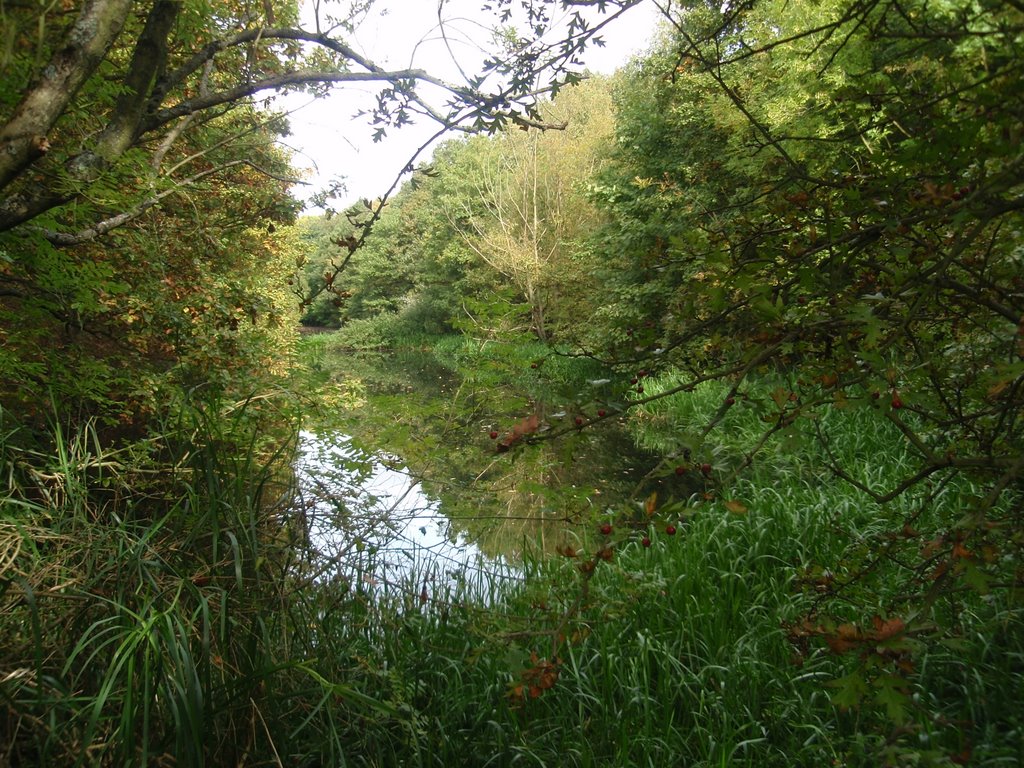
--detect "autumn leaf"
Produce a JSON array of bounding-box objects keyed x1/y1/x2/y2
[
  {"x1": 825, "y1": 622, "x2": 862, "y2": 654},
  {"x1": 644, "y1": 491, "x2": 658, "y2": 517},
  {"x1": 724, "y1": 499, "x2": 748, "y2": 514},
  {"x1": 771, "y1": 387, "x2": 793, "y2": 407},
  {"x1": 870, "y1": 615, "x2": 905, "y2": 641}
]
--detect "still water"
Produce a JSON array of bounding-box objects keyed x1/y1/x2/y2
[
  {"x1": 293, "y1": 430, "x2": 520, "y2": 599},
  {"x1": 292, "y1": 347, "x2": 665, "y2": 599}
]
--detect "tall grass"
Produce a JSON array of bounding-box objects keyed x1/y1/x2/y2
[
  {"x1": 0, "y1": 394, "x2": 407, "y2": 766},
  {"x1": 2, "y1": 362, "x2": 1019, "y2": 766},
  {"x1": 299, "y1": 373, "x2": 1023, "y2": 767}
]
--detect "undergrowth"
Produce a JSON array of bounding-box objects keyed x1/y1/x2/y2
[{"x1": 1, "y1": 363, "x2": 1019, "y2": 766}]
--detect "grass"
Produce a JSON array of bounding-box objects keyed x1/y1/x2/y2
[
  {"x1": 0, "y1": 394, "x2": 343, "y2": 766},
  {"x1": 297, "y1": 370, "x2": 1022, "y2": 767},
  {"x1": 1, "y1": 355, "x2": 1019, "y2": 766}
]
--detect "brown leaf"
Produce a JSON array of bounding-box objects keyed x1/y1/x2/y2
[
  {"x1": 987, "y1": 379, "x2": 1010, "y2": 400},
  {"x1": 870, "y1": 615, "x2": 905, "y2": 641},
  {"x1": 644, "y1": 491, "x2": 658, "y2": 517}
]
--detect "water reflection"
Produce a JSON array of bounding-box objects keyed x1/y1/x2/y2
[{"x1": 293, "y1": 431, "x2": 519, "y2": 601}]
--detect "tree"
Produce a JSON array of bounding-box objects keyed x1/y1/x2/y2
[
  {"x1": 578, "y1": 0, "x2": 1023, "y2": 750},
  {"x1": 0, "y1": 0, "x2": 645, "y2": 426},
  {"x1": 443, "y1": 77, "x2": 615, "y2": 341},
  {"x1": 0, "y1": 3, "x2": 655, "y2": 763},
  {"x1": 0, "y1": 0, "x2": 642, "y2": 235}
]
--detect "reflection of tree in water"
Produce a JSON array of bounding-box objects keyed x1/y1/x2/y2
[
  {"x1": 318, "y1": 348, "x2": 666, "y2": 561},
  {"x1": 439, "y1": 422, "x2": 658, "y2": 560},
  {"x1": 294, "y1": 431, "x2": 519, "y2": 602}
]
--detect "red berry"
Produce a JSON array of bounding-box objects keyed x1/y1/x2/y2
[
  {"x1": 574, "y1": 416, "x2": 584, "y2": 426},
  {"x1": 674, "y1": 465, "x2": 687, "y2": 476},
  {"x1": 700, "y1": 463, "x2": 712, "y2": 476},
  {"x1": 641, "y1": 537, "x2": 652, "y2": 548},
  {"x1": 891, "y1": 393, "x2": 903, "y2": 409},
  {"x1": 489, "y1": 431, "x2": 499, "y2": 439},
  {"x1": 600, "y1": 523, "x2": 612, "y2": 535},
  {"x1": 665, "y1": 524, "x2": 677, "y2": 536},
  {"x1": 597, "y1": 409, "x2": 607, "y2": 418},
  {"x1": 530, "y1": 363, "x2": 538, "y2": 369},
  {"x1": 725, "y1": 397, "x2": 735, "y2": 406},
  {"x1": 636, "y1": 385, "x2": 644, "y2": 393}
]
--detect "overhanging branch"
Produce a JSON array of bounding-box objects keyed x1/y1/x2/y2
[{"x1": 32, "y1": 160, "x2": 303, "y2": 246}]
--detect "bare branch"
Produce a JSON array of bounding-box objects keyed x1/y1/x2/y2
[{"x1": 144, "y1": 68, "x2": 460, "y2": 132}]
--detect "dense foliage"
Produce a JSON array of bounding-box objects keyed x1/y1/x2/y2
[
  {"x1": 578, "y1": 0, "x2": 1024, "y2": 735},
  {"x1": 307, "y1": 0, "x2": 1023, "y2": 763},
  {"x1": 1, "y1": 0, "x2": 1021, "y2": 764},
  {"x1": 0, "y1": 0, "x2": 637, "y2": 763}
]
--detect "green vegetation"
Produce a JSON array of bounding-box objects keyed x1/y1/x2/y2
[
  {"x1": 3, "y1": 0, "x2": 1022, "y2": 765},
  {"x1": 295, "y1": 344, "x2": 1022, "y2": 766}
]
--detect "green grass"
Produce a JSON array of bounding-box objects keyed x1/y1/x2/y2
[
  {"x1": 297, "y1": 371, "x2": 1023, "y2": 767},
  {"x1": 0, "y1": 395, "x2": 378, "y2": 766},
  {"x1": 2, "y1": 359, "x2": 1019, "y2": 766}
]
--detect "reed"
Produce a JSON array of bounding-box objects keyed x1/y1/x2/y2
[{"x1": 1, "y1": 367, "x2": 1019, "y2": 766}]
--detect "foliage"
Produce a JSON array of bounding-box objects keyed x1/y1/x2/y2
[
  {"x1": 0, "y1": 0, "x2": 636, "y2": 430},
  {"x1": 441, "y1": 77, "x2": 616, "y2": 341},
  {"x1": 563, "y1": 0, "x2": 1024, "y2": 756},
  {"x1": 4, "y1": 0, "x2": 1023, "y2": 764},
  {"x1": 0, "y1": 0, "x2": 652, "y2": 764},
  {"x1": 249, "y1": 362, "x2": 1024, "y2": 766},
  {"x1": 296, "y1": 0, "x2": 1024, "y2": 762},
  {"x1": 0, "y1": 393, "x2": 312, "y2": 765},
  {"x1": 290, "y1": 76, "x2": 617, "y2": 345}
]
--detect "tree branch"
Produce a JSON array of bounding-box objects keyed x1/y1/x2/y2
[
  {"x1": 32, "y1": 160, "x2": 303, "y2": 246},
  {"x1": 144, "y1": 67, "x2": 459, "y2": 132},
  {"x1": 0, "y1": 0, "x2": 133, "y2": 189}
]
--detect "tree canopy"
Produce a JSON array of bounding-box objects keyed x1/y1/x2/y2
[
  {"x1": 0, "y1": 0, "x2": 639, "y2": 426},
  {"x1": 2, "y1": 0, "x2": 1022, "y2": 764}
]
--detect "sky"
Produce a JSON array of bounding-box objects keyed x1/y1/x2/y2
[{"x1": 278, "y1": 0, "x2": 663, "y2": 211}]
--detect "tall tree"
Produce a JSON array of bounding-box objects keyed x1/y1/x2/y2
[
  {"x1": 0, "y1": 0, "x2": 644, "y2": 424},
  {"x1": 444, "y1": 77, "x2": 615, "y2": 341}
]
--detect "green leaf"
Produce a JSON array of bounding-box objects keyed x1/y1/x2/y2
[
  {"x1": 960, "y1": 560, "x2": 991, "y2": 596},
  {"x1": 873, "y1": 674, "x2": 910, "y2": 724},
  {"x1": 827, "y1": 671, "x2": 869, "y2": 710}
]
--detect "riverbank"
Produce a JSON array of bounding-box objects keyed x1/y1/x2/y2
[
  {"x1": 291, "y1": 330, "x2": 1024, "y2": 767},
  {"x1": 2, "y1": 328, "x2": 1017, "y2": 765}
]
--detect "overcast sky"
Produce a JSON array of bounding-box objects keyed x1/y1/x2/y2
[{"x1": 278, "y1": 0, "x2": 662, "y2": 211}]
